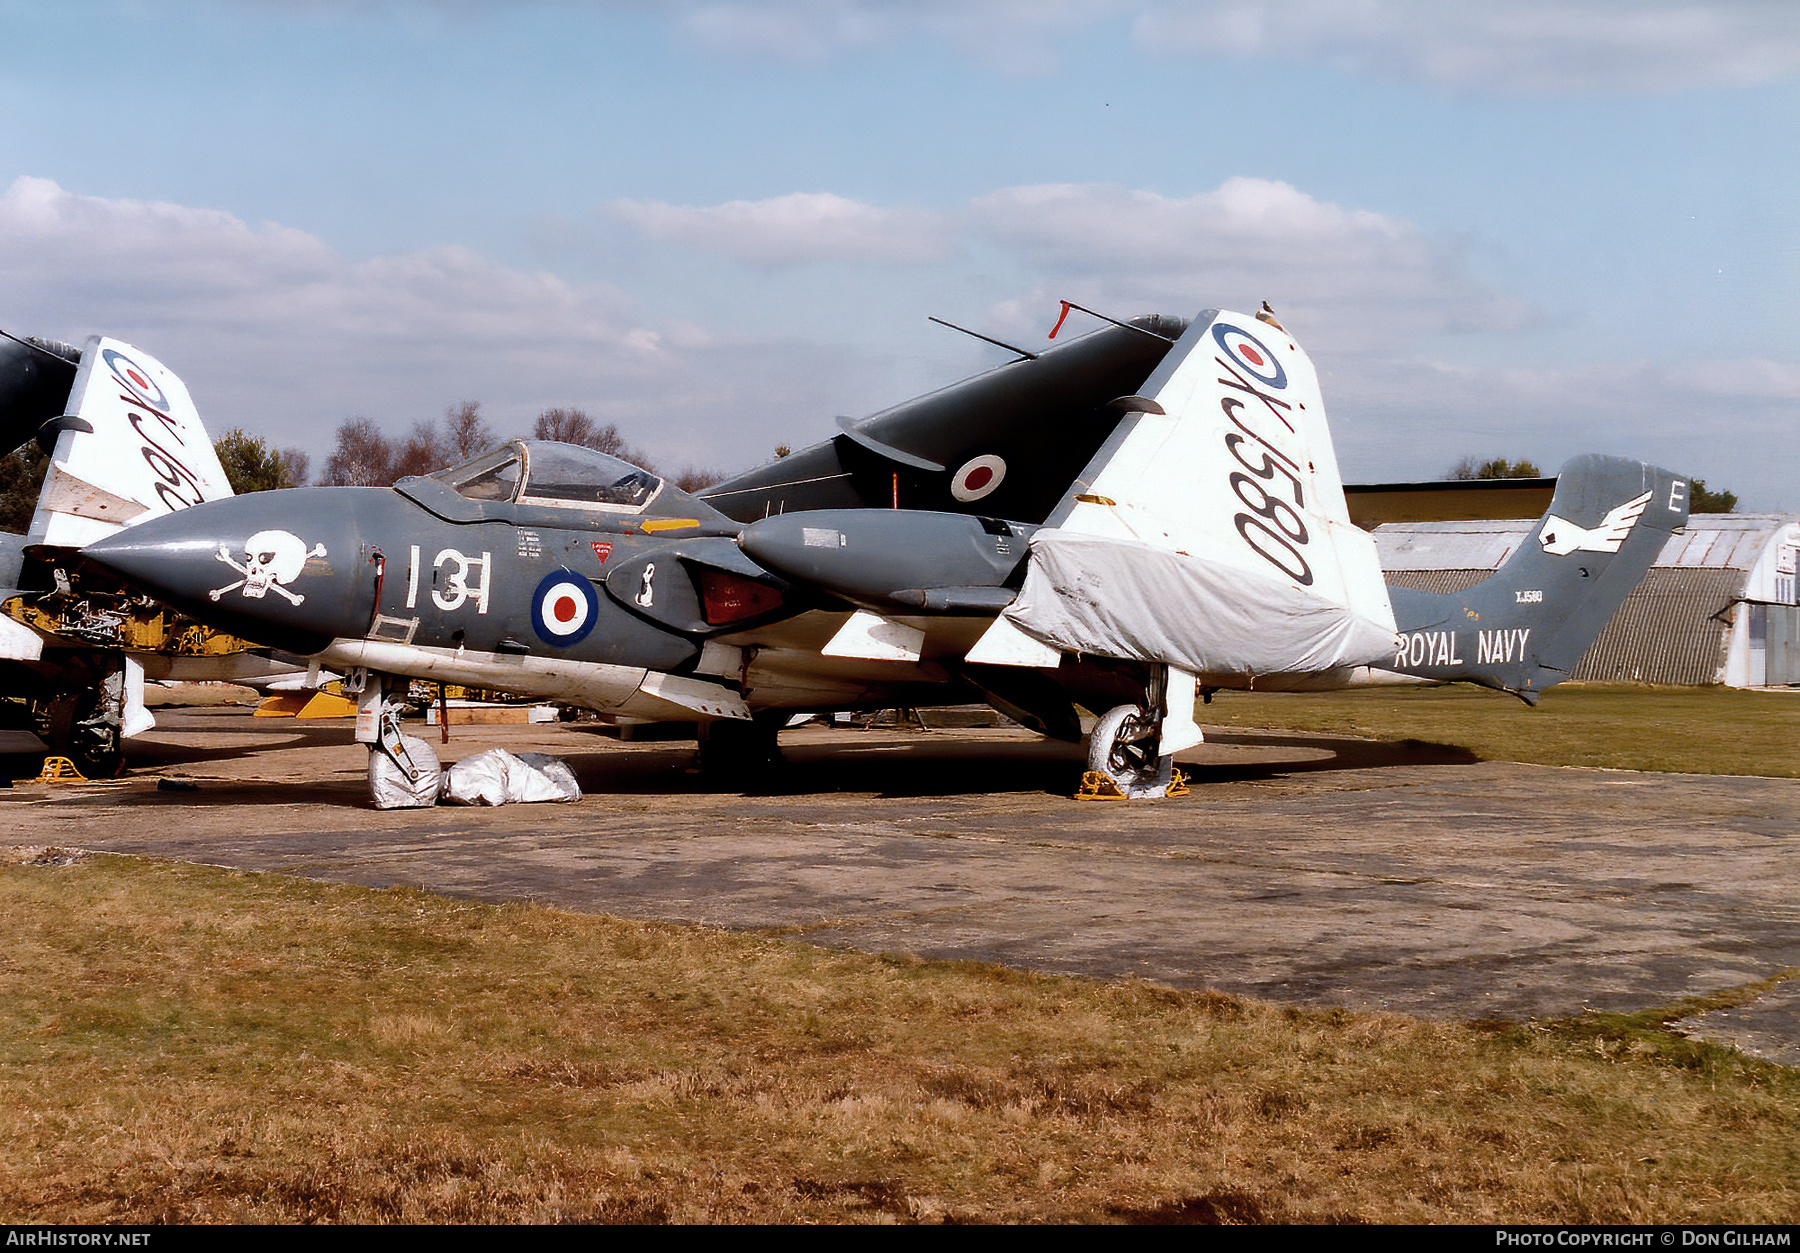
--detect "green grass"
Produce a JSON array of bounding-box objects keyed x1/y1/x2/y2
[
  {"x1": 2, "y1": 852, "x2": 1795, "y2": 1224},
  {"x1": 1200, "y1": 684, "x2": 1799, "y2": 777}
]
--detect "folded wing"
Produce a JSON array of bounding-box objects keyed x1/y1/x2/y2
[{"x1": 987, "y1": 309, "x2": 1397, "y2": 681}]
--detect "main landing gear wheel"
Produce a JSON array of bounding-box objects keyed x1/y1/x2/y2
[
  {"x1": 1080, "y1": 703, "x2": 1183, "y2": 800},
  {"x1": 33, "y1": 668, "x2": 126, "y2": 781}
]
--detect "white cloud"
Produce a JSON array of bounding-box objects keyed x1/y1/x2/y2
[
  {"x1": 0, "y1": 177, "x2": 960, "y2": 478},
  {"x1": 7, "y1": 175, "x2": 1793, "y2": 509},
  {"x1": 679, "y1": 0, "x2": 899, "y2": 61},
  {"x1": 1321, "y1": 351, "x2": 1800, "y2": 509},
  {"x1": 671, "y1": 0, "x2": 1800, "y2": 91},
  {"x1": 600, "y1": 192, "x2": 955, "y2": 268},
  {"x1": 593, "y1": 179, "x2": 1532, "y2": 344},
  {"x1": 969, "y1": 178, "x2": 1534, "y2": 343},
  {"x1": 0, "y1": 177, "x2": 690, "y2": 456},
  {"x1": 677, "y1": 0, "x2": 1123, "y2": 73},
  {"x1": 1135, "y1": 0, "x2": 1800, "y2": 93}
]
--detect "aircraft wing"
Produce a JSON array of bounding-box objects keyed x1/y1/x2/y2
[
  {"x1": 989, "y1": 309, "x2": 1398, "y2": 680},
  {"x1": 701, "y1": 316, "x2": 1185, "y2": 525},
  {"x1": 28, "y1": 337, "x2": 233, "y2": 550},
  {"x1": 1, "y1": 332, "x2": 81, "y2": 456}
]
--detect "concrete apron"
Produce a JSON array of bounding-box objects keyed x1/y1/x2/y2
[{"x1": 5, "y1": 708, "x2": 1796, "y2": 1065}]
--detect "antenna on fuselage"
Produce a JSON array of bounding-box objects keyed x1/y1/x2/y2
[
  {"x1": 926, "y1": 316, "x2": 1039, "y2": 361},
  {"x1": 1048, "y1": 300, "x2": 1182, "y2": 343}
]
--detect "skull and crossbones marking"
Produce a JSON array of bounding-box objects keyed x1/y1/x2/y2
[{"x1": 210, "y1": 530, "x2": 328, "y2": 605}]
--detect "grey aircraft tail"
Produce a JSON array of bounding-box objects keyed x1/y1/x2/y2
[{"x1": 1384, "y1": 454, "x2": 1690, "y2": 703}]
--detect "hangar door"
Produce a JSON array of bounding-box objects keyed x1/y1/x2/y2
[{"x1": 1754, "y1": 603, "x2": 1800, "y2": 686}]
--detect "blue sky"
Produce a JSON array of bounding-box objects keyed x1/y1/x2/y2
[{"x1": 2, "y1": 0, "x2": 1796, "y2": 506}]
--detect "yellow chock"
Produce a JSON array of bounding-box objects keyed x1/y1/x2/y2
[
  {"x1": 1075, "y1": 770, "x2": 1126, "y2": 801},
  {"x1": 254, "y1": 692, "x2": 310, "y2": 717},
  {"x1": 37, "y1": 757, "x2": 88, "y2": 784},
  {"x1": 296, "y1": 691, "x2": 358, "y2": 719},
  {"x1": 1073, "y1": 768, "x2": 1189, "y2": 801}
]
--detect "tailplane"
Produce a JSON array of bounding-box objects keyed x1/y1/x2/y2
[{"x1": 1384, "y1": 454, "x2": 1688, "y2": 702}]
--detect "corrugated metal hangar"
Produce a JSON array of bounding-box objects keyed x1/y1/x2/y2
[{"x1": 1376, "y1": 514, "x2": 1800, "y2": 687}]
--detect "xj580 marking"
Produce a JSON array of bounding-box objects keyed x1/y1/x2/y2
[{"x1": 73, "y1": 305, "x2": 1690, "y2": 801}]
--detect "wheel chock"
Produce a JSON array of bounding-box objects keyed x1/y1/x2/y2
[
  {"x1": 37, "y1": 757, "x2": 88, "y2": 784},
  {"x1": 1075, "y1": 769, "x2": 1127, "y2": 800},
  {"x1": 1074, "y1": 767, "x2": 1189, "y2": 801}
]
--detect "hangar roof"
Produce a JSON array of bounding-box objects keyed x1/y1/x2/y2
[{"x1": 1374, "y1": 513, "x2": 1798, "y2": 573}]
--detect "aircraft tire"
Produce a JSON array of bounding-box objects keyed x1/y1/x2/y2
[
  {"x1": 1087, "y1": 703, "x2": 1168, "y2": 796},
  {"x1": 36, "y1": 687, "x2": 124, "y2": 780}
]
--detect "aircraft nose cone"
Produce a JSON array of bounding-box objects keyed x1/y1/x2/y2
[{"x1": 81, "y1": 490, "x2": 375, "y2": 654}]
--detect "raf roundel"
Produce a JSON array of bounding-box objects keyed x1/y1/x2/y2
[
  {"x1": 950, "y1": 454, "x2": 1007, "y2": 503},
  {"x1": 1210, "y1": 322, "x2": 1287, "y2": 391},
  {"x1": 101, "y1": 347, "x2": 171, "y2": 413},
  {"x1": 530, "y1": 568, "x2": 600, "y2": 646}
]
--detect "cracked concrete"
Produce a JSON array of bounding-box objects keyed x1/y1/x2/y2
[{"x1": 5, "y1": 708, "x2": 1795, "y2": 1064}]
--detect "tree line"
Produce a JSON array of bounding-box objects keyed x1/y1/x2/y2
[
  {"x1": 0, "y1": 432, "x2": 1744, "y2": 534},
  {"x1": 1447, "y1": 454, "x2": 1736, "y2": 512},
  {"x1": 312, "y1": 401, "x2": 721, "y2": 494}
]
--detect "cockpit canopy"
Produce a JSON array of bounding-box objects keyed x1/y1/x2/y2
[{"x1": 432, "y1": 440, "x2": 664, "y2": 513}]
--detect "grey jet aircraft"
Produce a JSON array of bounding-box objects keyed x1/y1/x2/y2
[{"x1": 77, "y1": 306, "x2": 1690, "y2": 798}]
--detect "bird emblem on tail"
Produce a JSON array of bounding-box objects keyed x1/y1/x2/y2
[{"x1": 1538, "y1": 490, "x2": 1654, "y2": 556}]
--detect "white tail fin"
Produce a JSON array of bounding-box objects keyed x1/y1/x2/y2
[
  {"x1": 999, "y1": 310, "x2": 1397, "y2": 680},
  {"x1": 28, "y1": 337, "x2": 232, "y2": 549}
]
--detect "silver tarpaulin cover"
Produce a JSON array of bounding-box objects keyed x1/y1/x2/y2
[
  {"x1": 367, "y1": 735, "x2": 442, "y2": 810},
  {"x1": 442, "y1": 749, "x2": 582, "y2": 805},
  {"x1": 1005, "y1": 531, "x2": 1398, "y2": 678}
]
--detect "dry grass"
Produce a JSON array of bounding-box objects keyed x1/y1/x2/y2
[
  {"x1": 2, "y1": 851, "x2": 1795, "y2": 1224},
  {"x1": 1201, "y1": 684, "x2": 1799, "y2": 778}
]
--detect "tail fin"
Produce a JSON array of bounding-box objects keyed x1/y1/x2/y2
[
  {"x1": 27, "y1": 336, "x2": 232, "y2": 550},
  {"x1": 1385, "y1": 455, "x2": 1688, "y2": 702}
]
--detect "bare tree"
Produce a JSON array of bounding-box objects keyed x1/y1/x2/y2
[
  {"x1": 321, "y1": 417, "x2": 394, "y2": 487},
  {"x1": 390, "y1": 419, "x2": 452, "y2": 481},
  {"x1": 277, "y1": 447, "x2": 310, "y2": 488},
  {"x1": 670, "y1": 465, "x2": 724, "y2": 493},
  {"x1": 532, "y1": 406, "x2": 595, "y2": 446},
  {"x1": 443, "y1": 400, "x2": 495, "y2": 460},
  {"x1": 532, "y1": 406, "x2": 654, "y2": 470}
]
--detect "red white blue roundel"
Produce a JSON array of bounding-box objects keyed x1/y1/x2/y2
[
  {"x1": 951, "y1": 454, "x2": 1006, "y2": 502},
  {"x1": 101, "y1": 347, "x2": 171, "y2": 413},
  {"x1": 531, "y1": 568, "x2": 599, "y2": 646},
  {"x1": 1210, "y1": 322, "x2": 1287, "y2": 390}
]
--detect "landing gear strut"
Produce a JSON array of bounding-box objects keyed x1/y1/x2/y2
[
  {"x1": 32, "y1": 656, "x2": 131, "y2": 779},
  {"x1": 1077, "y1": 666, "x2": 1198, "y2": 800},
  {"x1": 348, "y1": 668, "x2": 440, "y2": 808}
]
